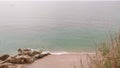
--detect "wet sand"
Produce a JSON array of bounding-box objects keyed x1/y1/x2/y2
[{"x1": 26, "y1": 53, "x2": 95, "y2": 68}]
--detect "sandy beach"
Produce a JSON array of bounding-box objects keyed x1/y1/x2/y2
[{"x1": 26, "y1": 52, "x2": 95, "y2": 68}]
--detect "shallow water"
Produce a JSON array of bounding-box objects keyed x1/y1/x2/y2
[{"x1": 0, "y1": 1, "x2": 120, "y2": 53}]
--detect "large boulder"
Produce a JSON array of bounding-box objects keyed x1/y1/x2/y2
[
  {"x1": 34, "y1": 52, "x2": 51, "y2": 59},
  {"x1": 0, "y1": 54, "x2": 10, "y2": 61},
  {"x1": 6, "y1": 55, "x2": 34, "y2": 64},
  {"x1": 15, "y1": 55, "x2": 34, "y2": 64},
  {"x1": 31, "y1": 50, "x2": 42, "y2": 57},
  {"x1": 17, "y1": 48, "x2": 42, "y2": 57},
  {"x1": 17, "y1": 48, "x2": 32, "y2": 56},
  {"x1": 0, "y1": 48, "x2": 51, "y2": 67},
  {"x1": 5, "y1": 56, "x2": 19, "y2": 63}
]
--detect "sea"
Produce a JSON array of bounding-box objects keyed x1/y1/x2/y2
[{"x1": 0, "y1": 1, "x2": 120, "y2": 54}]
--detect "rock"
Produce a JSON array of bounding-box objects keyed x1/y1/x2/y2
[
  {"x1": 34, "y1": 52, "x2": 51, "y2": 59},
  {"x1": 6, "y1": 55, "x2": 34, "y2": 64},
  {"x1": 0, "y1": 54, "x2": 10, "y2": 61},
  {"x1": 18, "y1": 48, "x2": 50, "y2": 59},
  {"x1": 17, "y1": 48, "x2": 42, "y2": 57},
  {"x1": 15, "y1": 55, "x2": 34, "y2": 64},
  {"x1": 0, "y1": 48, "x2": 51, "y2": 67},
  {"x1": 0, "y1": 60, "x2": 5, "y2": 64},
  {"x1": 0, "y1": 64, "x2": 8, "y2": 68},
  {"x1": 31, "y1": 50, "x2": 42, "y2": 57},
  {"x1": 17, "y1": 48, "x2": 32, "y2": 56},
  {"x1": 5, "y1": 56, "x2": 19, "y2": 63}
]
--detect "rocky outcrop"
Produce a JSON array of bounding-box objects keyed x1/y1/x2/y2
[
  {"x1": 35, "y1": 52, "x2": 51, "y2": 59},
  {"x1": 0, "y1": 48, "x2": 51, "y2": 68},
  {"x1": 6, "y1": 55, "x2": 34, "y2": 64},
  {"x1": 0, "y1": 54, "x2": 10, "y2": 61},
  {"x1": 17, "y1": 48, "x2": 42, "y2": 57}
]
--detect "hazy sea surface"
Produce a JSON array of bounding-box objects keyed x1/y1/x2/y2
[{"x1": 0, "y1": 1, "x2": 120, "y2": 53}]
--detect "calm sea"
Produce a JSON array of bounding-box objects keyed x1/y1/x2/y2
[{"x1": 0, "y1": 1, "x2": 120, "y2": 53}]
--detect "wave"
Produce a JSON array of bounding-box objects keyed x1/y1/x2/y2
[
  {"x1": 42, "y1": 51, "x2": 95, "y2": 56},
  {"x1": 42, "y1": 51, "x2": 70, "y2": 55},
  {"x1": 50, "y1": 51, "x2": 70, "y2": 55}
]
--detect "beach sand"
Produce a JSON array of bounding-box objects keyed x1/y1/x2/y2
[{"x1": 26, "y1": 52, "x2": 95, "y2": 68}]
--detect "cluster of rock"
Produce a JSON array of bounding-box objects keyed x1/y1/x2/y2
[{"x1": 0, "y1": 48, "x2": 51, "y2": 68}]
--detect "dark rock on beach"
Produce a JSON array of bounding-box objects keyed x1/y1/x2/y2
[
  {"x1": 0, "y1": 48, "x2": 51, "y2": 68},
  {"x1": 0, "y1": 54, "x2": 10, "y2": 61},
  {"x1": 17, "y1": 48, "x2": 42, "y2": 57}
]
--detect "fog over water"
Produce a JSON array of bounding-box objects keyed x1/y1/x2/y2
[{"x1": 0, "y1": 1, "x2": 120, "y2": 53}]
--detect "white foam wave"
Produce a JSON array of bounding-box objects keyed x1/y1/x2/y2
[
  {"x1": 50, "y1": 51, "x2": 69, "y2": 55},
  {"x1": 42, "y1": 51, "x2": 95, "y2": 55}
]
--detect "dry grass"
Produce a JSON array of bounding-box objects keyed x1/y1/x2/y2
[
  {"x1": 74, "y1": 32, "x2": 120, "y2": 68},
  {"x1": 88, "y1": 33, "x2": 120, "y2": 68}
]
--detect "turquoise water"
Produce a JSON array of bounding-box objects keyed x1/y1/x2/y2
[{"x1": 0, "y1": 1, "x2": 120, "y2": 53}]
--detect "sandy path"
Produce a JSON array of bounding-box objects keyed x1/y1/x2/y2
[{"x1": 26, "y1": 53, "x2": 94, "y2": 68}]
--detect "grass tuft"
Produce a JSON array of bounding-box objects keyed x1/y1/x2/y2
[
  {"x1": 89, "y1": 33, "x2": 120, "y2": 68},
  {"x1": 74, "y1": 32, "x2": 120, "y2": 68}
]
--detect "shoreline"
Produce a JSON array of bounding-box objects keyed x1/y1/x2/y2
[
  {"x1": 26, "y1": 52, "x2": 95, "y2": 68},
  {"x1": 43, "y1": 51, "x2": 96, "y2": 55},
  {"x1": 46, "y1": 51, "x2": 96, "y2": 56},
  {"x1": 0, "y1": 49, "x2": 96, "y2": 68}
]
